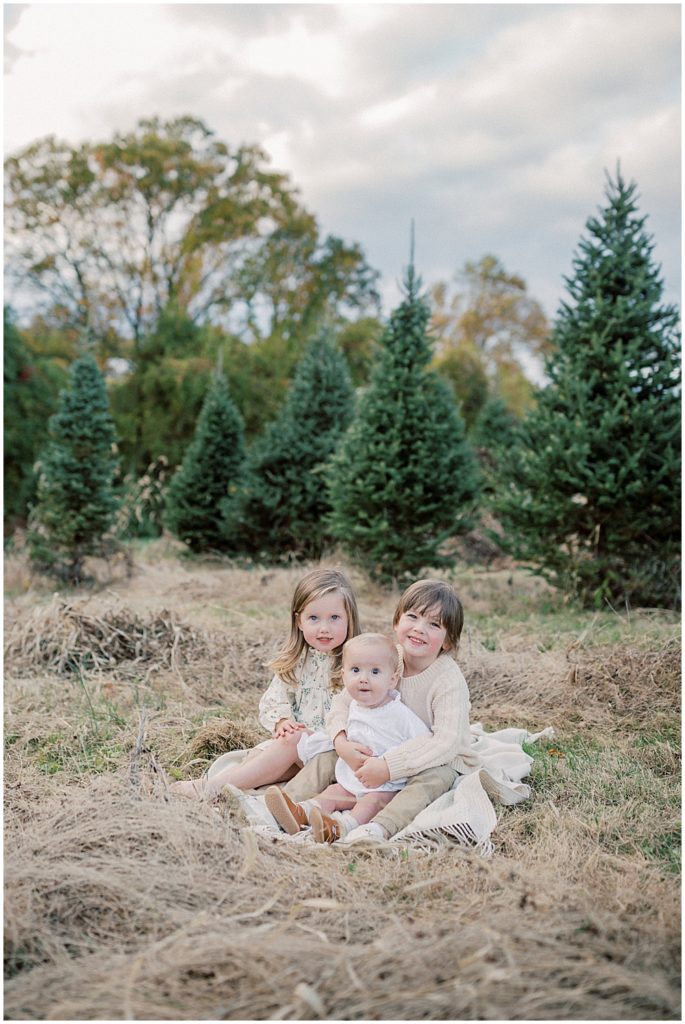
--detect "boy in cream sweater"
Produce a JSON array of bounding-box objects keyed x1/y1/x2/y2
[{"x1": 279, "y1": 579, "x2": 481, "y2": 845}]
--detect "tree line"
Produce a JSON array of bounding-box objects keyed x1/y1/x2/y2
[{"x1": 4, "y1": 118, "x2": 681, "y2": 607}]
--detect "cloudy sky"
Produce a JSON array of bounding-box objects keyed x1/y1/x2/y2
[{"x1": 4, "y1": 2, "x2": 681, "y2": 320}]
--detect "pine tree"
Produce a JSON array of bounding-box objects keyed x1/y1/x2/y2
[
  {"x1": 164, "y1": 371, "x2": 246, "y2": 552},
  {"x1": 28, "y1": 354, "x2": 119, "y2": 584},
  {"x1": 493, "y1": 170, "x2": 681, "y2": 607},
  {"x1": 327, "y1": 259, "x2": 480, "y2": 583},
  {"x1": 471, "y1": 395, "x2": 520, "y2": 490},
  {"x1": 4, "y1": 308, "x2": 66, "y2": 531},
  {"x1": 223, "y1": 329, "x2": 354, "y2": 559}
]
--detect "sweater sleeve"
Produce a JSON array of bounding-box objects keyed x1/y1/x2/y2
[
  {"x1": 258, "y1": 674, "x2": 295, "y2": 734},
  {"x1": 324, "y1": 688, "x2": 352, "y2": 740},
  {"x1": 383, "y1": 676, "x2": 470, "y2": 781}
]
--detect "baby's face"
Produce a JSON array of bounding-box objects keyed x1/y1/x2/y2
[{"x1": 342, "y1": 643, "x2": 398, "y2": 709}]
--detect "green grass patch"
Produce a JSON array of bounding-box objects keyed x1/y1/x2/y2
[
  {"x1": 521, "y1": 732, "x2": 680, "y2": 873},
  {"x1": 26, "y1": 727, "x2": 126, "y2": 776}
]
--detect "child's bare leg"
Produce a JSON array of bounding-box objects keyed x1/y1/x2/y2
[
  {"x1": 349, "y1": 790, "x2": 396, "y2": 825},
  {"x1": 308, "y1": 789, "x2": 395, "y2": 845},
  {"x1": 204, "y1": 731, "x2": 304, "y2": 797},
  {"x1": 170, "y1": 777, "x2": 205, "y2": 799},
  {"x1": 312, "y1": 783, "x2": 358, "y2": 814}
]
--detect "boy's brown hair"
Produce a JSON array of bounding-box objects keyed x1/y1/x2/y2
[{"x1": 392, "y1": 579, "x2": 464, "y2": 653}]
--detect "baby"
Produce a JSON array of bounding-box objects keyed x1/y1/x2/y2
[{"x1": 265, "y1": 632, "x2": 429, "y2": 843}]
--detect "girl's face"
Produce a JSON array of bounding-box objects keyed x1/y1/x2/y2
[{"x1": 297, "y1": 591, "x2": 349, "y2": 653}]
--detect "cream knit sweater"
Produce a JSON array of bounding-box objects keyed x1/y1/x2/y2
[{"x1": 325, "y1": 653, "x2": 481, "y2": 780}]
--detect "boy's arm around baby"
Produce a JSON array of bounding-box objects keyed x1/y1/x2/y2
[{"x1": 383, "y1": 658, "x2": 476, "y2": 781}]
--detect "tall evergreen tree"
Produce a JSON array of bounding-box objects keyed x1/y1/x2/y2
[
  {"x1": 164, "y1": 371, "x2": 245, "y2": 552},
  {"x1": 223, "y1": 329, "x2": 354, "y2": 559},
  {"x1": 471, "y1": 394, "x2": 520, "y2": 491},
  {"x1": 28, "y1": 354, "x2": 119, "y2": 583},
  {"x1": 493, "y1": 170, "x2": 681, "y2": 607},
  {"x1": 327, "y1": 259, "x2": 480, "y2": 583},
  {"x1": 4, "y1": 308, "x2": 66, "y2": 532}
]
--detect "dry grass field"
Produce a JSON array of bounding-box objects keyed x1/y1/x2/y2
[{"x1": 4, "y1": 540, "x2": 681, "y2": 1021}]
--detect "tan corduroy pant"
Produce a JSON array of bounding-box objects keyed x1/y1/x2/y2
[{"x1": 283, "y1": 753, "x2": 458, "y2": 837}]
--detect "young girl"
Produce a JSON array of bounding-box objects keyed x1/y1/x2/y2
[{"x1": 170, "y1": 567, "x2": 361, "y2": 800}]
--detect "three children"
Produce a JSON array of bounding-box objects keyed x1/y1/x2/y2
[
  {"x1": 172, "y1": 571, "x2": 479, "y2": 847},
  {"x1": 264, "y1": 631, "x2": 429, "y2": 842},
  {"x1": 279, "y1": 578, "x2": 480, "y2": 844}
]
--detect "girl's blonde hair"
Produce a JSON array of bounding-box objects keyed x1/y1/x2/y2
[{"x1": 269, "y1": 568, "x2": 361, "y2": 690}]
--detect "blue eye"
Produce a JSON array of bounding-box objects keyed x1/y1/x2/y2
[
  {"x1": 331, "y1": 614, "x2": 341, "y2": 621},
  {"x1": 372, "y1": 668, "x2": 380, "y2": 675}
]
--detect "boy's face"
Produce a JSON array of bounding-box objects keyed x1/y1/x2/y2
[
  {"x1": 342, "y1": 643, "x2": 398, "y2": 708},
  {"x1": 395, "y1": 603, "x2": 449, "y2": 670}
]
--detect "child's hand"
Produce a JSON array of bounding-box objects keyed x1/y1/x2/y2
[
  {"x1": 355, "y1": 756, "x2": 390, "y2": 788},
  {"x1": 335, "y1": 736, "x2": 372, "y2": 770},
  {"x1": 274, "y1": 718, "x2": 306, "y2": 738}
]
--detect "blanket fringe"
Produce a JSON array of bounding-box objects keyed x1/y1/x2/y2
[{"x1": 394, "y1": 822, "x2": 494, "y2": 859}]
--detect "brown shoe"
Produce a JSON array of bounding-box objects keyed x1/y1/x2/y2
[
  {"x1": 310, "y1": 806, "x2": 341, "y2": 844},
  {"x1": 264, "y1": 786, "x2": 309, "y2": 834}
]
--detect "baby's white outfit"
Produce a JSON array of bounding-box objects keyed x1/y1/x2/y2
[{"x1": 297, "y1": 690, "x2": 429, "y2": 796}]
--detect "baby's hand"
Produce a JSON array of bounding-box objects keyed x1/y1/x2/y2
[
  {"x1": 355, "y1": 756, "x2": 390, "y2": 788},
  {"x1": 335, "y1": 736, "x2": 373, "y2": 771},
  {"x1": 274, "y1": 719, "x2": 306, "y2": 738}
]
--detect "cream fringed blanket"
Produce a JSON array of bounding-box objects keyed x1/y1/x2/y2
[{"x1": 208, "y1": 723, "x2": 554, "y2": 857}]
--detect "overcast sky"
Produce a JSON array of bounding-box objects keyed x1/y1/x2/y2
[{"x1": 3, "y1": 2, "x2": 681, "y2": 320}]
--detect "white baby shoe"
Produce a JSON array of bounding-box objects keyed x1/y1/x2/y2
[{"x1": 340, "y1": 822, "x2": 387, "y2": 846}]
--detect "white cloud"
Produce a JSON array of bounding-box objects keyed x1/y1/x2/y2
[
  {"x1": 239, "y1": 18, "x2": 349, "y2": 99},
  {"x1": 359, "y1": 82, "x2": 438, "y2": 130}
]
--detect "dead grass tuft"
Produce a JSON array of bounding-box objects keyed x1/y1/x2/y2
[
  {"x1": 463, "y1": 636, "x2": 681, "y2": 732},
  {"x1": 5, "y1": 597, "x2": 204, "y2": 677},
  {"x1": 184, "y1": 717, "x2": 265, "y2": 763}
]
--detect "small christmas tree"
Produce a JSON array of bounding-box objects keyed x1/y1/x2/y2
[
  {"x1": 327, "y1": 255, "x2": 480, "y2": 583},
  {"x1": 164, "y1": 371, "x2": 245, "y2": 552},
  {"x1": 223, "y1": 329, "x2": 354, "y2": 559},
  {"x1": 28, "y1": 353, "x2": 119, "y2": 584},
  {"x1": 493, "y1": 170, "x2": 681, "y2": 607}
]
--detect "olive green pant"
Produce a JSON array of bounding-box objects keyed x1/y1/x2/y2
[{"x1": 283, "y1": 752, "x2": 458, "y2": 838}]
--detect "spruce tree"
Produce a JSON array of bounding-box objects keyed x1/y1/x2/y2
[
  {"x1": 222, "y1": 329, "x2": 354, "y2": 559},
  {"x1": 493, "y1": 170, "x2": 681, "y2": 607},
  {"x1": 327, "y1": 260, "x2": 480, "y2": 583},
  {"x1": 4, "y1": 308, "x2": 66, "y2": 530},
  {"x1": 471, "y1": 395, "x2": 520, "y2": 490},
  {"x1": 164, "y1": 371, "x2": 245, "y2": 552},
  {"x1": 28, "y1": 354, "x2": 119, "y2": 584}
]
